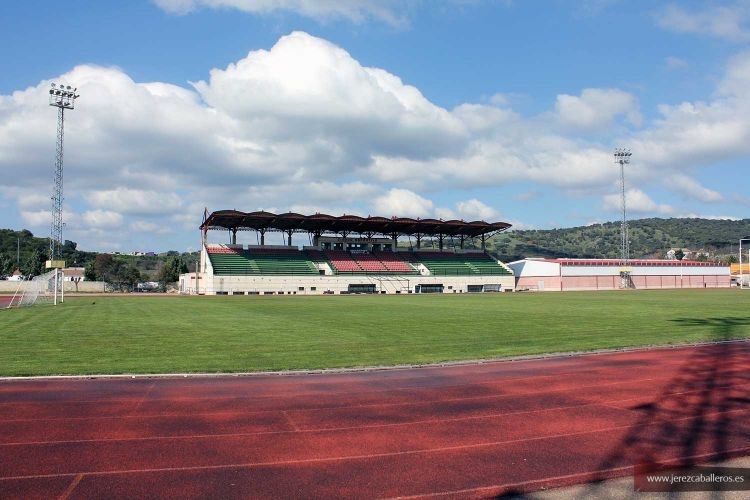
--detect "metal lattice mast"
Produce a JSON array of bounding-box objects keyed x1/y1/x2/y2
[
  {"x1": 614, "y1": 148, "x2": 631, "y2": 264},
  {"x1": 48, "y1": 83, "x2": 79, "y2": 260},
  {"x1": 50, "y1": 106, "x2": 65, "y2": 260}
]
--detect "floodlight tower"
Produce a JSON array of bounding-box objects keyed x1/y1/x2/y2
[
  {"x1": 614, "y1": 148, "x2": 632, "y2": 288},
  {"x1": 47, "y1": 83, "x2": 79, "y2": 262}
]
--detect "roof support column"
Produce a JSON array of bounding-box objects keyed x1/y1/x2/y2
[
  {"x1": 259, "y1": 229, "x2": 265, "y2": 246},
  {"x1": 340, "y1": 231, "x2": 349, "y2": 250},
  {"x1": 286, "y1": 230, "x2": 293, "y2": 246},
  {"x1": 231, "y1": 228, "x2": 237, "y2": 245}
]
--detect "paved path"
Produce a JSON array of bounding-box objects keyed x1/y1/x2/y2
[{"x1": 1, "y1": 341, "x2": 748, "y2": 499}]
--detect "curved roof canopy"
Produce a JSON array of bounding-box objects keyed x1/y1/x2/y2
[{"x1": 201, "y1": 210, "x2": 511, "y2": 239}]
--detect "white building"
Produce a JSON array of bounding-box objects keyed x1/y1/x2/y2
[
  {"x1": 508, "y1": 258, "x2": 730, "y2": 291},
  {"x1": 6, "y1": 269, "x2": 23, "y2": 281}
]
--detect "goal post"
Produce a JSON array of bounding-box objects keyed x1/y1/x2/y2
[{"x1": 6, "y1": 270, "x2": 60, "y2": 308}]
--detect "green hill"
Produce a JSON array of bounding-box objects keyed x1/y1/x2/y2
[{"x1": 490, "y1": 218, "x2": 750, "y2": 262}]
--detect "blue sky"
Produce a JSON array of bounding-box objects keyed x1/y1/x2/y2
[{"x1": 1, "y1": 0, "x2": 749, "y2": 253}]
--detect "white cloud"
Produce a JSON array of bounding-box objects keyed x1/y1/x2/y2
[
  {"x1": 632, "y1": 52, "x2": 750, "y2": 171},
  {"x1": 679, "y1": 214, "x2": 740, "y2": 221},
  {"x1": 373, "y1": 188, "x2": 433, "y2": 218},
  {"x1": 554, "y1": 88, "x2": 642, "y2": 131},
  {"x1": 513, "y1": 191, "x2": 539, "y2": 203},
  {"x1": 655, "y1": 3, "x2": 750, "y2": 43},
  {"x1": 152, "y1": 0, "x2": 413, "y2": 25},
  {"x1": 365, "y1": 114, "x2": 619, "y2": 194},
  {"x1": 431, "y1": 198, "x2": 501, "y2": 222},
  {"x1": 85, "y1": 188, "x2": 183, "y2": 216},
  {"x1": 603, "y1": 189, "x2": 674, "y2": 215},
  {"x1": 14, "y1": 192, "x2": 51, "y2": 211},
  {"x1": 130, "y1": 220, "x2": 172, "y2": 234},
  {"x1": 453, "y1": 102, "x2": 520, "y2": 133},
  {"x1": 192, "y1": 31, "x2": 467, "y2": 171},
  {"x1": 82, "y1": 210, "x2": 124, "y2": 229},
  {"x1": 717, "y1": 50, "x2": 750, "y2": 98},
  {"x1": 455, "y1": 199, "x2": 499, "y2": 221},
  {"x1": 303, "y1": 181, "x2": 380, "y2": 205},
  {"x1": 665, "y1": 56, "x2": 689, "y2": 70},
  {"x1": 20, "y1": 210, "x2": 50, "y2": 227},
  {"x1": 669, "y1": 174, "x2": 723, "y2": 203}
]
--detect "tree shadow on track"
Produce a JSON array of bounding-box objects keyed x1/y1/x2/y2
[
  {"x1": 492, "y1": 320, "x2": 750, "y2": 500},
  {"x1": 557, "y1": 317, "x2": 750, "y2": 500}
]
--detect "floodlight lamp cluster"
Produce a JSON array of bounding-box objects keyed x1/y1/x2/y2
[
  {"x1": 49, "y1": 83, "x2": 79, "y2": 109},
  {"x1": 613, "y1": 147, "x2": 632, "y2": 163}
]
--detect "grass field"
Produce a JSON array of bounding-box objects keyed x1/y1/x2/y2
[{"x1": 1, "y1": 289, "x2": 749, "y2": 376}]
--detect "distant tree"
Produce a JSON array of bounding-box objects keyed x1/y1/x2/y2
[
  {"x1": 89, "y1": 255, "x2": 142, "y2": 291},
  {"x1": 22, "y1": 248, "x2": 47, "y2": 277},
  {"x1": 117, "y1": 265, "x2": 142, "y2": 291},
  {"x1": 0, "y1": 252, "x2": 12, "y2": 275},
  {"x1": 84, "y1": 262, "x2": 97, "y2": 281},
  {"x1": 60, "y1": 240, "x2": 77, "y2": 263},
  {"x1": 93, "y1": 254, "x2": 116, "y2": 281},
  {"x1": 104, "y1": 260, "x2": 125, "y2": 286},
  {"x1": 674, "y1": 249, "x2": 685, "y2": 261},
  {"x1": 157, "y1": 255, "x2": 184, "y2": 288}
]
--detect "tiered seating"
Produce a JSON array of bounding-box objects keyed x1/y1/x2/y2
[
  {"x1": 322, "y1": 250, "x2": 418, "y2": 274},
  {"x1": 305, "y1": 249, "x2": 328, "y2": 264},
  {"x1": 205, "y1": 244, "x2": 239, "y2": 254},
  {"x1": 325, "y1": 250, "x2": 362, "y2": 273},
  {"x1": 463, "y1": 253, "x2": 512, "y2": 275},
  {"x1": 207, "y1": 245, "x2": 508, "y2": 277},
  {"x1": 245, "y1": 247, "x2": 318, "y2": 275},
  {"x1": 410, "y1": 251, "x2": 511, "y2": 276},
  {"x1": 352, "y1": 252, "x2": 388, "y2": 272},
  {"x1": 206, "y1": 245, "x2": 317, "y2": 275},
  {"x1": 206, "y1": 245, "x2": 258, "y2": 275},
  {"x1": 409, "y1": 252, "x2": 469, "y2": 275},
  {"x1": 373, "y1": 251, "x2": 417, "y2": 273}
]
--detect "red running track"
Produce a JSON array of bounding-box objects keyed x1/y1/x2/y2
[{"x1": 1, "y1": 340, "x2": 749, "y2": 499}]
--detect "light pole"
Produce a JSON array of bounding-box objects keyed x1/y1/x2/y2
[
  {"x1": 47, "y1": 82, "x2": 79, "y2": 305},
  {"x1": 614, "y1": 148, "x2": 631, "y2": 263},
  {"x1": 47, "y1": 82, "x2": 79, "y2": 262},
  {"x1": 614, "y1": 148, "x2": 632, "y2": 288}
]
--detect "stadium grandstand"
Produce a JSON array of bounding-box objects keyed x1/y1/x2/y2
[{"x1": 180, "y1": 210, "x2": 515, "y2": 295}]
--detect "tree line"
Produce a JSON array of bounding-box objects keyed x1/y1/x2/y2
[
  {"x1": 3, "y1": 217, "x2": 749, "y2": 285},
  {"x1": 0, "y1": 229, "x2": 194, "y2": 291}
]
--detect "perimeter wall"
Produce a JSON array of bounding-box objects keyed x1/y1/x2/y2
[{"x1": 0, "y1": 281, "x2": 106, "y2": 294}]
